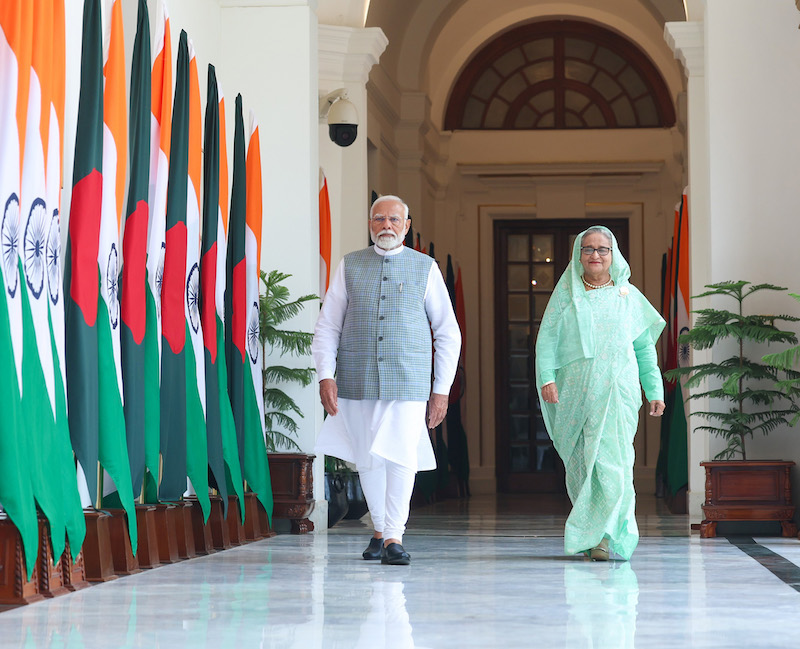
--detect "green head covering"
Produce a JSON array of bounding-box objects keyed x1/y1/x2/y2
[{"x1": 535, "y1": 225, "x2": 663, "y2": 388}]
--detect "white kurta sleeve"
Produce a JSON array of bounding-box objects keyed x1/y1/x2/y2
[
  {"x1": 312, "y1": 259, "x2": 348, "y2": 381},
  {"x1": 425, "y1": 263, "x2": 462, "y2": 395}
]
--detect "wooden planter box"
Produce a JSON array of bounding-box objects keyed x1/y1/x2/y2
[
  {"x1": 268, "y1": 453, "x2": 315, "y2": 534},
  {"x1": 700, "y1": 460, "x2": 797, "y2": 538}
]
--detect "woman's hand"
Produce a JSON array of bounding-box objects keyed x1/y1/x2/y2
[
  {"x1": 649, "y1": 400, "x2": 665, "y2": 417},
  {"x1": 541, "y1": 383, "x2": 559, "y2": 404}
]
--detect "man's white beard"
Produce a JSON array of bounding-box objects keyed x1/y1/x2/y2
[{"x1": 371, "y1": 228, "x2": 404, "y2": 251}]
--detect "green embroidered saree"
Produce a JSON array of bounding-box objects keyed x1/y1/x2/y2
[{"x1": 535, "y1": 227, "x2": 665, "y2": 559}]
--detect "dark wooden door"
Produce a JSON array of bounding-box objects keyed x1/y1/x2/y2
[{"x1": 494, "y1": 219, "x2": 629, "y2": 493}]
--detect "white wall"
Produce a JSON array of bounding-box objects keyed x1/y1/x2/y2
[{"x1": 704, "y1": 0, "x2": 800, "y2": 494}]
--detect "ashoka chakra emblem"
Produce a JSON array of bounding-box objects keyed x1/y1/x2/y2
[
  {"x1": 24, "y1": 198, "x2": 48, "y2": 300},
  {"x1": 47, "y1": 209, "x2": 61, "y2": 305},
  {"x1": 107, "y1": 244, "x2": 119, "y2": 329},
  {"x1": 247, "y1": 301, "x2": 259, "y2": 365},
  {"x1": 2, "y1": 194, "x2": 20, "y2": 298},
  {"x1": 186, "y1": 263, "x2": 200, "y2": 334}
]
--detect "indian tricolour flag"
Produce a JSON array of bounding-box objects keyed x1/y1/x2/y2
[
  {"x1": 244, "y1": 109, "x2": 273, "y2": 519},
  {"x1": 0, "y1": 0, "x2": 39, "y2": 579},
  {"x1": 226, "y1": 96, "x2": 271, "y2": 520},
  {"x1": 46, "y1": 0, "x2": 86, "y2": 561},
  {"x1": 19, "y1": 0, "x2": 87, "y2": 565},
  {"x1": 184, "y1": 38, "x2": 210, "y2": 520},
  {"x1": 144, "y1": 0, "x2": 172, "y2": 498},
  {"x1": 98, "y1": 0, "x2": 137, "y2": 546}
]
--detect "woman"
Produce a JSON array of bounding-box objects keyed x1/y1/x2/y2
[{"x1": 535, "y1": 226, "x2": 665, "y2": 561}]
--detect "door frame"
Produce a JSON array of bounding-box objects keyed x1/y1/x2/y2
[{"x1": 477, "y1": 203, "x2": 645, "y2": 494}]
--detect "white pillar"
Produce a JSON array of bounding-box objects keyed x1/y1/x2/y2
[
  {"x1": 665, "y1": 20, "x2": 709, "y2": 522},
  {"x1": 318, "y1": 24, "x2": 388, "y2": 267}
]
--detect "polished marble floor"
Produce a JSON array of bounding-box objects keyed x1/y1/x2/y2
[{"x1": 1, "y1": 494, "x2": 799, "y2": 648}]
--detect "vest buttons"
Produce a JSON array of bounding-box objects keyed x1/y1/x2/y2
[
  {"x1": 383, "y1": 276, "x2": 388, "y2": 281},
  {"x1": 379, "y1": 316, "x2": 385, "y2": 320},
  {"x1": 381, "y1": 295, "x2": 386, "y2": 300},
  {"x1": 378, "y1": 336, "x2": 383, "y2": 341},
  {"x1": 384, "y1": 258, "x2": 390, "y2": 263},
  {"x1": 378, "y1": 357, "x2": 384, "y2": 362}
]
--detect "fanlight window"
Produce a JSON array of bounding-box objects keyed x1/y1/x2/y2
[{"x1": 444, "y1": 20, "x2": 675, "y2": 130}]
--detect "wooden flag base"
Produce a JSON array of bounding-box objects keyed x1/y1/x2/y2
[
  {"x1": 82, "y1": 510, "x2": 118, "y2": 583},
  {"x1": 227, "y1": 496, "x2": 245, "y2": 546},
  {"x1": 153, "y1": 504, "x2": 180, "y2": 564},
  {"x1": 172, "y1": 501, "x2": 196, "y2": 559},
  {"x1": 257, "y1": 500, "x2": 278, "y2": 539},
  {"x1": 209, "y1": 496, "x2": 232, "y2": 550},
  {"x1": 242, "y1": 492, "x2": 263, "y2": 541},
  {"x1": 106, "y1": 509, "x2": 140, "y2": 575},
  {"x1": 0, "y1": 518, "x2": 44, "y2": 607},
  {"x1": 38, "y1": 518, "x2": 69, "y2": 598},
  {"x1": 134, "y1": 505, "x2": 161, "y2": 569},
  {"x1": 186, "y1": 498, "x2": 215, "y2": 555},
  {"x1": 62, "y1": 539, "x2": 90, "y2": 591}
]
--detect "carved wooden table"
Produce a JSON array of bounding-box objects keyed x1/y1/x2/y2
[{"x1": 269, "y1": 453, "x2": 316, "y2": 534}]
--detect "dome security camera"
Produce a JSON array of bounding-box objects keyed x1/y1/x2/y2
[{"x1": 320, "y1": 90, "x2": 358, "y2": 147}]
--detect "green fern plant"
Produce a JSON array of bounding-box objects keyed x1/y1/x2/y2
[
  {"x1": 259, "y1": 270, "x2": 318, "y2": 452},
  {"x1": 665, "y1": 281, "x2": 800, "y2": 460},
  {"x1": 763, "y1": 292, "x2": 800, "y2": 426}
]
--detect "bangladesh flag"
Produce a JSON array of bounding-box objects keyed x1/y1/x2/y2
[
  {"x1": 120, "y1": 0, "x2": 151, "y2": 499},
  {"x1": 226, "y1": 95, "x2": 272, "y2": 519},
  {"x1": 159, "y1": 29, "x2": 190, "y2": 503}
]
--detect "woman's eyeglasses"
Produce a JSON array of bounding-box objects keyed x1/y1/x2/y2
[{"x1": 580, "y1": 246, "x2": 612, "y2": 257}]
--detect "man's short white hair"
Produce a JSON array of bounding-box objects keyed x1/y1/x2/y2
[{"x1": 370, "y1": 195, "x2": 410, "y2": 220}]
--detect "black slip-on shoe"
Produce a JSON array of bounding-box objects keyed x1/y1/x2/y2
[
  {"x1": 362, "y1": 537, "x2": 383, "y2": 560},
  {"x1": 381, "y1": 542, "x2": 411, "y2": 565}
]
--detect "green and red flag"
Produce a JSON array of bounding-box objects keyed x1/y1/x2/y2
[
  {"x1": 244, "y1": 110, "x2": 273, "y2": 518},
  {"x1": 0, "y1": 0, "x2": 39, "y2": 578},
  {"x1": 225, "y1": 94, "x2": 247, "y2": 477},
  {"x1": 213, "y1": 81, "x2": 245, "y2": 519},
  {"x1": 144, "y1": 0, "x2": 172, "y2": 497},
  {"x1": 184, "y1": 39, "x2": 210, "y2": 519},
  {"x1": 64, "y1": 0, "x2": 105, "y2": 510},
  {"x1": 159, "y1": 29, "x2": 190, "y2": 503},
  {"x1": 201, "y1": 65, "x2": 236, "y2": 516},
  {"x1": 226, "y1": 96, "x2": 272, "y2": 519},
  {"x1": 97, "y1": 0, "x2": 137, "y2": 545},
  {"x1": 120, "y1": 0, "x2": 151, "y2": 498}
]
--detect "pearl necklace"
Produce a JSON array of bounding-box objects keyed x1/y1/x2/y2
[{"x1": 581, "y1": 275, "x2": 613, "y2": 290}]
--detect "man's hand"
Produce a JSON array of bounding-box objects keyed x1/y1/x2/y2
[
  {"x1": 427, "y1": 393, "x2": 448, "y2": 429},
  {"x1": 320, "y1": 378, "x2": 339, "y2": 416}
]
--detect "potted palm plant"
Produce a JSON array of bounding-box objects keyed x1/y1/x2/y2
[
  {"x1": 665, "y1": 281, "x2": 800, "y2": 538},
  {"x1": 259, "y1": 270, "x2": 317, "y2": 533}
]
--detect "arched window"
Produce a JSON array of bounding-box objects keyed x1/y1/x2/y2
[{"x1": 444, "y1": 20, "x2": 675, "y2": 130}]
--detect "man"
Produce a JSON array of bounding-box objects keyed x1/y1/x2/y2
[{"x1": 312, "y1": 195, "x2": 461, "y2": 565}]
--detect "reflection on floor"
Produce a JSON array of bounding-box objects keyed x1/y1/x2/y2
[{"x1": 1, "y1": 494, "x2": 798, "y2": 648}]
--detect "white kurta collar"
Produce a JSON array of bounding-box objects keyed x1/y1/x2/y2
[{"x1": 372, "y1": 244, "x2": 405, "y2": 257}]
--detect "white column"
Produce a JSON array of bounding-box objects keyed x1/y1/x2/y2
[
  {"x1": 665, "y1": 20, "x2": 709, "y2": 522},
  {"x1": 319, "y1": 24, "x2": 388, "y2": 266}
]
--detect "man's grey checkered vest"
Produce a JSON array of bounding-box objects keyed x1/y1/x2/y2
[{"x1": 337, "y1": 246, "x2": 434, "y2": 401}]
